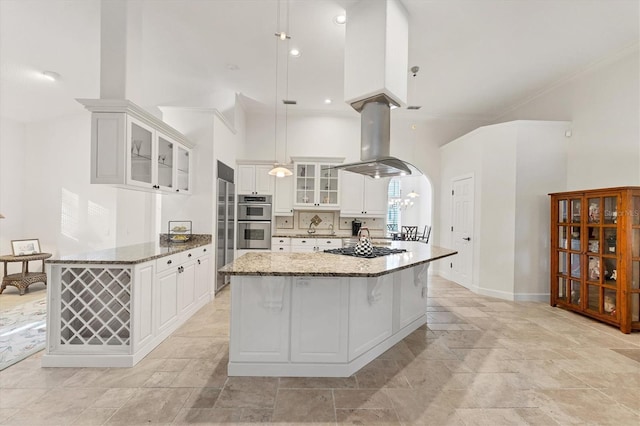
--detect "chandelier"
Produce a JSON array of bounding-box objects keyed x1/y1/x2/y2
[{"x1": 388, "y1": 190, "x2": 416, "y2": 210}]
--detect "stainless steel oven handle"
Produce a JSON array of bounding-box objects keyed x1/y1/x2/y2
[
  {"x1": 238, "y1": 221, "x2": 272, "y2": 224},
  {"x1": 238, "y1": 203, "x2": 272, "y2": 207}
]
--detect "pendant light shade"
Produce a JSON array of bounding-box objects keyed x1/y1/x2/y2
[{"x1": 268, "y1": 165, "x2": 293, "y2": 177}]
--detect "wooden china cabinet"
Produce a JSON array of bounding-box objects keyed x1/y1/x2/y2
[{"x1": 549, "y1": 187, "x2": 640, "y2": 333}]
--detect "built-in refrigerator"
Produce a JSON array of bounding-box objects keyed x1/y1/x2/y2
[{"x1": 215, "y1": 161, "x2": 235, "y2": 293}]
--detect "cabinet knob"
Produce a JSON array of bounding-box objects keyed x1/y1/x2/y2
[
  {"x1": 176, "y1": 189, "x2": 179, "y2": 192},
  {"x1": 197, "y1": 259, "x2": 201, "y2": 265},
  {"x1": 188, "y1": 253, "x2": 192, "y2": 258},
  {"x1": 203, "y1": 248, "x2": 207, "y2": 252},
  {"x1": 167, "y1": 260, "x2": 172, "y2": 265}
]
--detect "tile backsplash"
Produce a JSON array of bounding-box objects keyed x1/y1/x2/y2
[{"x1": 274, "y1": 210, "x2": 386, "y2": 237}]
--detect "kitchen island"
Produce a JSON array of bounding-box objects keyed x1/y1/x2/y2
[
  {"x1": 42, "y1": 236, "x2": 212, "y2": 368},
  {"x1": 218, "y1": 241, "x2": 456, "y2": 377}
]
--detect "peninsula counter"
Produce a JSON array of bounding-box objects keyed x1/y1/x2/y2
[
  {"x1": 218, "y1": 241, "x2": 456, "y2": 377},
  {"x1": 43, "y1": 236, "x2": 212, "y2": 368}
]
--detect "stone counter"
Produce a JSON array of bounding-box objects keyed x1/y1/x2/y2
[
  {"x1": 219, "y1": 241, "x2": 456, "y2": 277},
  {"x1": 46, "y1": 234, "x2": 212, "y2": 265}
]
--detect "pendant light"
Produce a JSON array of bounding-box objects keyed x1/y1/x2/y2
[
  {"x1": 269, "y1": 0, "x2": 293, "y2": 178},
  {"x1": 405, "y1": 69, "x2": 421, "y2": 198}
]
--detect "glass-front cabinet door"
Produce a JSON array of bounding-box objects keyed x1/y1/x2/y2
[
  {"x1": 632, "y1": 194, "x2": 640, "y2": 324},
  {"x1": 318, "y1": 164, "x2": 339, "y2": 207},
  {"x1": 295, "y1": 163, "x2": 316, "y2": 206},
  {"x1": 176, "y1": 145, "x2": 191, "y2": 193},
  {"x1": 156, "y1": 133, "x2": 174, "y2": 191},
  {"x1": 128, "y1": 117, "x2": 155, "y2": 188}
]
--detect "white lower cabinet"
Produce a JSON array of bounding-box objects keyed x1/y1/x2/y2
[
  {"x1": 132, "y1": 262, "x2": 154, "y2": 351},
  {"x1": 272, "y1": 237, "x2": 291, "y2": 252},
  {"x1": 194, "y1": 247, "x2": 212, "y2": 301},
  {"x1": 396, "y1": 263, "x2": 428, "y2": 331},
  {"x1": 348, "y1": 275, "x2": 394, "y2": 360},
  {"x1": 230, "y1": 276, "x2": 291, "y2": 362},
  {"x1": 178, "y1": 260, "x2": 196, "y2": 316},
  {"x1": 290, "y1": 237, "x2": 342, "y2": 252},
  {"x1": 291, "y1": 277, "x2": 349, "y2": 363},
  {"x1": 156, "y1": 268, "x2": 179, "y2": 335}
]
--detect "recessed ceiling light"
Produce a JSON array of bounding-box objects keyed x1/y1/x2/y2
[
  {"x1": 334, "y1": 14, "x2": 346, "y2": 24},
  {"x1": 289, "y1": 48, "x2": 301, "y2": 57},
  {"x1": 324, "y1": 98, "x2": 332, "y2": 104},
  {"x1": 41, "y1": 71, "x2": 60, "y2": 81}
]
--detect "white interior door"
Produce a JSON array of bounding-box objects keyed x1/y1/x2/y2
[{"x1": 451, "y1": 176, "x2": 474, "y2": 288}]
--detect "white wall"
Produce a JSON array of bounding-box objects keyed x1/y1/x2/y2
[
  {"x1": 22, "y1": 113, "x2": 120, "y2": 258},
  {"x1": 514, "y1": 121, "x2": 569, "y2": 299},
  {"x1": 440, "y1": 121, "x2": 570, "y2": 300},
  {"x1": 496, "y1": 47, "x2": 640, "y2": 189},
  {"x1": 438, "y1": 130, "x2": 484, "y2": 282},
  {"x1": 478, "y1": 124, "x2": 518, "y2": 297},
  {"x1": 0, "y1": 118, "x2": 27, "y2": 272}
]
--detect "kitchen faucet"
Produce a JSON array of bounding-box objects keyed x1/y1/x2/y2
[{"x1": 307, "y1": 222, "x2": 316, "y2": 234}]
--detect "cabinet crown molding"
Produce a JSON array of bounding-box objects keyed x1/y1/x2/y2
[
  {"x1": 290, "y1": 157, "x2": 345, "y2": 164},
  {"x1": 77, "y1": 98, "x2": 193, "y2": 148}
]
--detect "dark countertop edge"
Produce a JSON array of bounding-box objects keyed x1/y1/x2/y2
[
  {"x1": 219, "y1": 250, "x2": 457, "y2": 278},
  {"x1": 46, "y1": 239, "x2": 212, "y2": 265}
]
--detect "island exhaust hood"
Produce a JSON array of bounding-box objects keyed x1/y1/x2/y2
[{"x1": 332, "y1": 0, "x2": 422, "y2": 179}]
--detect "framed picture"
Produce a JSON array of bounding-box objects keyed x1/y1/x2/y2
[{"x1": 11, "y1": 239, "x2": 41, "y2": 256}]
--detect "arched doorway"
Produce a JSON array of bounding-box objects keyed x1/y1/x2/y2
[{"x1": 387, "y1": 175, "x2": 433, "y2": 240}]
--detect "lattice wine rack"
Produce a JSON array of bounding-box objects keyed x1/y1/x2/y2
[{"x1": 58, "y1": 267, "x2": 132, "y2": 350}]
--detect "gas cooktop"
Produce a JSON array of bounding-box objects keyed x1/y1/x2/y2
[{"x1": 324, "y1": 247, "x2": 407, "y2": 258}]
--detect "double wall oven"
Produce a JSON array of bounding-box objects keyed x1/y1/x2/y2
[{"x1": 237, "y1": 195, "x2": 272, "y2": 250}]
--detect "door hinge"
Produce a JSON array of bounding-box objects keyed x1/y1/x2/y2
[
  {"x1": 451, "y1": 226, "x2": 453, "y2": 232},
  {"x1": 450, "y1": 262, "x2": 453, "y2": 268},
  {"x1": 452, "y1": 189, "x2": 454, "y2": 195}
]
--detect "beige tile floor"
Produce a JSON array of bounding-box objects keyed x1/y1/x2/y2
[{"x1": 0, "y1": 276, "x2": 639, "y2": 425}]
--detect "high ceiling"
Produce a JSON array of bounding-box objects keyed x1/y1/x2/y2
[{"x1": 1, "y1": 0, "x2": 638, "y2": 125}]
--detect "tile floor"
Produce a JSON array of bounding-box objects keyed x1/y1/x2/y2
[{"x1": 0, "y1": 276, "x2": 639, "y2": 425}]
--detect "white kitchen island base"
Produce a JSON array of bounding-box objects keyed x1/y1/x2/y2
[
  {"x1": 42, "y1": 242, "x2": 212, "y2": 368},
  {"x1": 228, "y1": 262, "x2": 431, "y2": 377}
]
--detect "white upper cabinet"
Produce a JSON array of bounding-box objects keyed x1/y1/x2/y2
[
  {"x1": 340, "y1": 172, "x2": 389, "y2": 217},
  {"x1": 274, "y1": 174, "x2": 294, "y2": 216},
  {"x1": 292, "y1": 159, "x2": 343, "y2": 210},
  {"x1": 80, "y1": 99, "x2": 192, "y2": 194},
  {"x1": 237, "y1": 164, "x2": 274, "y2": 195}
]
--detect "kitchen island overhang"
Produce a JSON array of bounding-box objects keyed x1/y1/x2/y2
[{"x1": 219, "y1": 241, "x2": 457, "y2": 377}]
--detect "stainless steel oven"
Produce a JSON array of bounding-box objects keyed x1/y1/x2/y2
[
  {"x1": 237, "y1": 194, "x2": 272, "y2": 250},
  {"x1": 237, "y1": 221, "x2": 272, "y2": 249},
  {"x1": 238, "y1": 195, "x2": 272, "y2": 221}
]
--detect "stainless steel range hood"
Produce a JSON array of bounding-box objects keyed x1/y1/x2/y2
[
  {"x1": 332, "y1": 95, "x2": 421, "y2": 178},
  {"x1": 333, "y1": 0, "x2": 421, "y2": 179}
]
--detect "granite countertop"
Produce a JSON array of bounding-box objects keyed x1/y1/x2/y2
[
  {"x1": 272, "y1": 234, "x2": 346, "y2": 239},
  {"x1": 218, "y1": 241, "x2": 457, "y2": 277},
  {"x1": 46, "y1": 235, "x2": 212, "y2": 265}
]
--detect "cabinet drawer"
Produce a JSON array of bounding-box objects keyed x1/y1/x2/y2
[
  {"x1": 272, "y1": 237, "x2": 291, "y2": 246},
  {"x1": 316, "y1": 238, "x2": 342, "y2": 248},
  {"x1": 193, "y1": 244, "x2": 211, "y2": 258},
  {"x1": 291, "y1": 238, "x2": 314, "y2": 247},
  {"x1": 156, "y1": 252, "x2": 185, "y2": 274}
]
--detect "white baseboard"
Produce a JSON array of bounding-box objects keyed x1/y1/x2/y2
[{"x1": 513, "y1": 293, "x2": 549, "y2": 302}]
